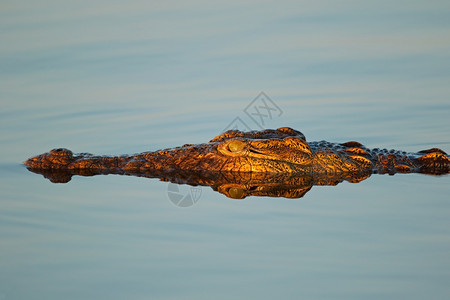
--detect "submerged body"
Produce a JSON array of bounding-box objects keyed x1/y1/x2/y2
[{"x1": 24, "y1": 127, "x2": 449, "y2": 175}]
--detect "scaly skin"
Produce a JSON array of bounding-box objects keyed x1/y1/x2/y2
[{"x1": 24, "y1": 127, "x2": 449, "y2": 175}]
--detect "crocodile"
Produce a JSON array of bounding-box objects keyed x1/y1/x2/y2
[{"x1": 24, "y1": 127, "x2": 449, "y2": 176}]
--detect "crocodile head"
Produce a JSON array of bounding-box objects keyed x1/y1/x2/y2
[
  {"x1": 161, "y1": 127, "x2": 313, "y2": 173},
  {"x1": 23, "y1": 127, "x2": 314, "y2": 173}
]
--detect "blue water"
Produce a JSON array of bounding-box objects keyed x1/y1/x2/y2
[{"x1": 1, "y1": 1, "x2": 450, "y2": 299}]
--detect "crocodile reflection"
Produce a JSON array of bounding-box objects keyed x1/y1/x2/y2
[{"x1": 25, "y1": 167, "x2": 372, "y2": 199}]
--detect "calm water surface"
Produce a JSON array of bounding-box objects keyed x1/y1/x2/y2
[{"x1": 1, "y1": 1, "x2": 450, "y2": 299}]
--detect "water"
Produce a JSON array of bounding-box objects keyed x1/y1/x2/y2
[{"x1": 1, "y1": 1, "x2": 450, "y2": 299}]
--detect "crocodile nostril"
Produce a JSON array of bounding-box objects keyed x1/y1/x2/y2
[{"x1": 49, "y1": 148, "x2": 73, "y2": 156}]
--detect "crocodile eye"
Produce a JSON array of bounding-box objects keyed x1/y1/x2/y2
[{"x1": 228, "y1": 140, "x2": 245, "y2": 152}]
